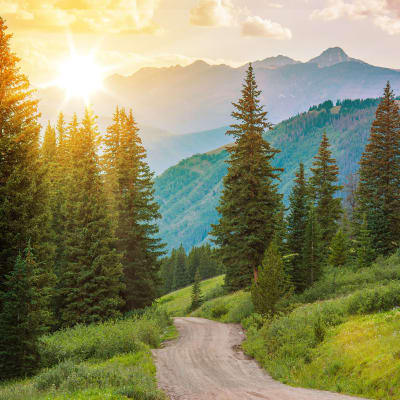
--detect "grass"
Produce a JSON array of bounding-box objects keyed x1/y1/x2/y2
[
  {"x1": 158, "y1": 275, "x2": 225, "y2": 316},
  {"x1": 0, "y1": 307, "x2": 171, "y2": 400},
  {"x1": 290, "y1": 311, "x2": 400, "y2": 399}
]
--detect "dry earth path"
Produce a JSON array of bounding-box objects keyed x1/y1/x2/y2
[{"x1": 152, "y1": 317, "x2": 366, "y2": 400}]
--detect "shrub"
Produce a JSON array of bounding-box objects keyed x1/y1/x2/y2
[{"x1": 211, "y1": 303, "x2": 229, "y2": 318}]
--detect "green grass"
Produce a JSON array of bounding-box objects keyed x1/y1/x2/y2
[
  {"x1": 0, "y1": 308, "x2": 171, "y2": 400},
  {"x1": 158, "y1": 275, "x2": 225, "y2": 316}
]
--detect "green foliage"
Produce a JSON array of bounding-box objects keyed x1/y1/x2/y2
[
  {"x1": 0, "y1": 17, "x2": 54, "y2": 316},
  {"x1": 211, "y1": 64, "x2": 282, "y2": 291},
  {"x1": 310, "y1": 132, "x2": 342, "y2": 250},
  {"x1": 356, "y1": 214, "x2": 376, "y2": 268},
  {"x1": 302, "y1": 205, "x2": 323, "y2": 288},
  {"x1": 103, "y1": 108, "x2": 165, "y2": 311},
  {"x1": 190, "y1": 270, "x2": 203, "y2": 311},
  {"x1": 251, "y1": 242, "x2": 291, "y2": 316},
  {"x1": 356, "y1": 82, "x2": 400, "y2": 257},
  {"x1": 57, "y1": 109, "x2": 124, "y2": 327},
  {"x1": 0, "y1": 248, "x2": 41, "y2": 379},
  {"x1": 328, "y1": 229, "x2": 349, "y2": 268},
  {"x1": 174, "y1": 245, "x2": 187, "y2": 289},
  {"x1": 0, "y1": 308, "x2": 170, "y2": 399}
]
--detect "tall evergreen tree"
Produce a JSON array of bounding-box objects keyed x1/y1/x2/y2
[
  {"x1": 0, "y1": 245, "x2": 47, "y2": 379},
  {"x1": 328, "y1": 229, "x2": 349, "y2": 268},
  {"x1": 0, "y1": 18, "x2": 53, "y2": 303},
  {"x1": 302, "y1": 205, "x2": 323, "y2": 288},
  {"x1": 356, "y1": 82, "x2": 400, "y2": 256},
  {"x1": 287, "y1": 163, "x2": 309, "y2": 291},
  {"x1": 211, "y1": 64, "x2": 282, "y2": 291},
  {"x1": 103, "y1": 108, "x2": 165, "y2": 310},
  {"x1": 356, "y1": 214, "x2": 376, "y2": 268},
  {"x1": 190, "y1": 270, "x2": 203, "y2": 311},
  {"x1": 310, "y1": 132, "x2": 342, "y2": 250},
  {"x1": 187, "y1": 246, "x2": 201, "y2": 284},
  {"x1": 174, "y1": 244, "x2": 187, "y2": 289},
  {"x1": 58, "y1": 109, "x2": 124, "y2": 327}
]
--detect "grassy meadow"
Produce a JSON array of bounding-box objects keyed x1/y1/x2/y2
[
  {"x1": 160, "y1": 252, "x2": 400, "y2": 400},
  {"x1": 0, "y1": 308, "x2": 173, "y2": 400}
]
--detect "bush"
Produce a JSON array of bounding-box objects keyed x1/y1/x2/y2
[
  {"x1": 211, "y1": 303, "x2": 229, "y2": 318},
  {"x1": 39, "y1": 308, "x2": 170, "y2": 368}
]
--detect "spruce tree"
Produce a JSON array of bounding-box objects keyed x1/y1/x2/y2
[
  {"x1": 302, "y1": 205, "x2": 323, "y2": 288},
  {"x1": 310, "y1": 132, "x2": 342, "y2": 252},
  {"x1": 251, "y1": 241, "x2": 290, "y2": 316},
  {"x1": 187, "y1": 246, "x2": 201, "y2": 284},
  {"x1": 190, "y1": 270, "x2": 203, "y2": 311},
  {"x1": 174, "y1": 244, "x2": 187, "y2": 289},
  {"x1": 211, "y1": 64, "x2": 282, "y2": 291},
  {"x1": 356, "y1": 82, "x2": 400, "y2": 256},
  {"x1": 287, "y1": 163, "x2": 309, "y2": 291},
  {"x1": 356, "y1": 214, "x2": 376, "y2": 268},
  {"x1": 58, "y1": 109, "x2": 124, "y2": 327},
  {"x1": 328, "y1": 229, "x2": 349, "y2": 268},
  {"x1": 0, "y1": 245, "x2": 47, "y2": 379},
  {"x1": 0, "y1": 18, "x2": 53, "y2": 302},
  {"x1": 103, "y1": 108, "x2": 165, "y2": 310}
]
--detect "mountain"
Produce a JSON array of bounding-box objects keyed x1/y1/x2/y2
[
  {"x1": 37, "y1": 47, "x2": 400, "y2": 135},
  {"x1": 154, "y1": 97, "x2": 384, "y2": 252},
  {"x1": 251, "y1": 55, "x2": 301, "y2": 69},
  {"x1": 307, "y1": 47, "x2": 359, "y2": 68}
]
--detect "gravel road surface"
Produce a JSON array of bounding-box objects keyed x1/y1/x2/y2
[{"x1": 152, "y1": 317, "x2": 365, "y2": 400}]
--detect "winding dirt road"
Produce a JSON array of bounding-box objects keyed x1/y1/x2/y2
[{"x1": 152, "y1": 317, "x2": 365, "y2": 400}]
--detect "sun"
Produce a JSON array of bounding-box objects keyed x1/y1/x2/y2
[{"x1": 56, "y1": 54, "x2": 103, "y2": 102}]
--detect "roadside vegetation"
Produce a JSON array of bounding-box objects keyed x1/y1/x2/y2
[{"x1": 0, "y1": 308, "x2": 172, "y2": 400}]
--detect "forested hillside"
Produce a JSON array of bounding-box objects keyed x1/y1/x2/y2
[{"x1": 155, "y1": 98, "x2": 386, "y2": 251}]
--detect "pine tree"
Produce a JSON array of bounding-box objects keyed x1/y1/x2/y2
[
  {"x1": 211, "y1": 64, "x2": 282, "y2": 291},
  {"x1": 328, "y1": 229, "x2": 349, "y2": 268},
  {"x1": 103, "y1": 108, "x2": 165, "y2": 310},
  {"x1": 187, "y1": 246, "x2": 201, "y2": 284},
  {"x1": 287, "y1": 163, "x2": 309, "y2": 291},
  {"x1": 159, "y1": 255, "x2": 175, "y2": 295},
  {"x1": 356, "y1": 214, "x2": 376, "y2": 268},
  {"x1": 174, "y1": 244, "x2": 187, "y2": 289},
  {"x1": 251, "y1": 241, "x2": 291, "y2": 316},
  {"x1": 310, "y1": 132, "x2": 342, "y2": 251},
  {"x1": 0, "y1": 245, "x2": 48, "y2": 379},
  {"x1": 0, "y1": 18, "x2": 53, "y2": 304},
  {"x1": 356, "y1": 82, "x2": 400, "y2": 256},
  {"x1": 302, "y1": 205, "x2": 323, "y2": 289},
  {"x1": 190, "y1": 270, "x2": 203, "y2": 311},
  {"x1": 58, "y1": 109, "x2": 124, "y2": 327}
]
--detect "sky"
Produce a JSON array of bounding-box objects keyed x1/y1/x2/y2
[{"x1": 2, "y1": 0, "x2": 400, "y2": 86}]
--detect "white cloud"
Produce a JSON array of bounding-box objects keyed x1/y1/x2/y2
[
  {"x1": 241, "y1": 15, "x2": 292, "y2": 40},
  {"x1": 0, "y1": 0, "x2": 160, "y2": 34},
  {"x1": 311, "y1": 0, "x2": 400, "y2": 35},
  {"x1": 189, "y1": 0, "x2": 237, "y2": 27}
]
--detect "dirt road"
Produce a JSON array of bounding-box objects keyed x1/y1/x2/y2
[{"x1": 152, "y1": 317, "x2": 365, "y2": 400}]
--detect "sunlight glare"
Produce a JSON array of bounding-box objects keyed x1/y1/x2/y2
[{"x1": 56, "y1": 54, "x2": 103, "y2": 102}]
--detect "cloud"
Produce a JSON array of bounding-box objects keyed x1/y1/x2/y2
[
  {"x1": 0, "y1": 0, "x2": 160, "y2": 34},
  {"x1": 241, "y1": 16, "x2": 292, "y2": 40},
  {"x1": 311, "y1": 0, "x2": 400, "y2": 35},
  {"x1": 189, "y1": 0, "x2": 237, "y2": 27}
]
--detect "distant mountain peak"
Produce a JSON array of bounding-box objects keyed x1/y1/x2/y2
[
  {"x1": 252, "y1": 54, "x2": 301, "y2": 69},
  {"x1": 308, "y1": 47, "x2": 355, "y2": 68},
  {"x1": 187, "y1": 60, "x2": 211, "y2": 71}
]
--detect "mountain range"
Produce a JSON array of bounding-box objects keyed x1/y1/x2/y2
[
  {"x1": 154, "y1": 97, "x2": 389, "y2": 252},
  {"x1": 37, "y1": 47, "x2": 400, "y2": 174}
]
